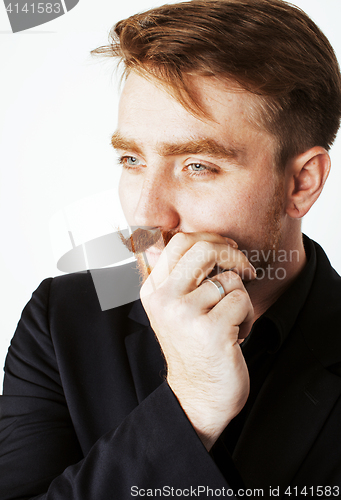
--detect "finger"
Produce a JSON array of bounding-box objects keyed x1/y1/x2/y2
[
  {"x1": 186, "y1": 271, "x2": 244, "y2": 312},
  {"x1": 142, "y1": 232, "x2": 237, "y2": 294},
  {"x1": 208, "y1": 288, "x2": 254, "y2": 341},
  {"x1": 166, "y1": 240, "x2": 256, "y2": 297}
]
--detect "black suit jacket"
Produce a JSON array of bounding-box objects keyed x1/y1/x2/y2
[{"x1": 1, "y1": 240, "x2": 341, "y2": 499}]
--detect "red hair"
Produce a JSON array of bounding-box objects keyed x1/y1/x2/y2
[{"x1": 93, "y1": 0, "x2": 341, "y2": 167}]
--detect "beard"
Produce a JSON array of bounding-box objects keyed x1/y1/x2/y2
[
  {"x1": 121, "y1": 180, "x2": 285, "y2": 285},
  {"x1": 240, "y1": 180, "x2": 284, "y2": 271}
]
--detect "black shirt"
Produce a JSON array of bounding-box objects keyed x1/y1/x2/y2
[{"x1": 211, "y1": 235, "x2": 317, "y2": 485}]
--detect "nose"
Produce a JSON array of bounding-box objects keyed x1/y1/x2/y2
[{"x1": 133, "y1": 171, "x2": 180, "y2": 230}]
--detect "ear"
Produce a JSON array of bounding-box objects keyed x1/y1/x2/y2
[{"x1": 284, "y1": 147, "x2": 331, "y2": 219}]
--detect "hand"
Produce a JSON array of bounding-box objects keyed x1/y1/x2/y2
[{"x1": 140, "y1": 232, "x2": 256, "y2": 451}]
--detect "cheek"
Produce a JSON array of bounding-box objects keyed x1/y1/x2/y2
[
  {"x1": 179, "y1": 189, "x2": 239, "y2": 231},
  {"x1": 118, "y1": 173, "x2": 137, "y2": 217},
  {"x1": 180, "y1": 183, "x2": 274, "y2": 235}
]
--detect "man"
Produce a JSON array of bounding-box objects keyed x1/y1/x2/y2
[{"x1": 1, "y1": 0, "x2": 341, "y2": 498}]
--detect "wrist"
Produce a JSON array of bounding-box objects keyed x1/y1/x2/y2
[{"x1": 167, "y1": 379, "x2": 234, "y2": 451}]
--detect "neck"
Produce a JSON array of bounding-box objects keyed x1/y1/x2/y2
[{"x1": 245, "y1": 232, "x2": 307, "y2": 322}]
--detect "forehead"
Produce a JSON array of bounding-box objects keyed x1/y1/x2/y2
[
  {"x1": 118, "y1": 72, "x2": 275, "y2": 158},
  {"x1": 120, "y1": 72, "x2": 251, "y2": 124}
]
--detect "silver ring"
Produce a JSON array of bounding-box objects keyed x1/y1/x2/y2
[{"x1": 202, "y1": 278, "x2": 225, "y2": 300}]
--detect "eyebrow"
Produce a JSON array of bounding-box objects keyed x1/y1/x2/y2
[{"x1": 111, "y1": 131, "x2": 243, "y2": 161}]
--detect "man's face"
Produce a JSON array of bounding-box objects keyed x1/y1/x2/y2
[{"x1": 116, "y1": 72, "x2": 285, "y2": 281}]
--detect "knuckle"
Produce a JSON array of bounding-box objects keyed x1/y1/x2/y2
[
  {"x1": 171, "y1": 232, "x2": 188, "y2": 247},
  {"x1": 140, "y1": 280, "x2": 152, "y2": 300},
  {"x1": 230, "y1": 288, "x2": 248, "y2": 302},
  {"x1": 223, "y1": 270, "x2": 241, "y2": 283},
  {"x1": 236, "y1": 250, "x2": 251, "y2": 266},
  {"x1": 193, "y1": 240, "x2": 214, "y2": 253},
  {"x1": 240, "y1": 250, "x2": 250, "y2": 262}
]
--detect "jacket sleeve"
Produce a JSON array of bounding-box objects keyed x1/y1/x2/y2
[{"x1": 0, "y1": 279, "x2": 238, "y2": 500}]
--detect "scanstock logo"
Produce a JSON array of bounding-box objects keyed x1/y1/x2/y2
[{"x1": 3, "y1": 0, "x2": 79, "y2": 33}]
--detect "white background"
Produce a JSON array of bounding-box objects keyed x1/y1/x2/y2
[{"x1": 1, "y1": 0, "x2": 341, "y2": 387}]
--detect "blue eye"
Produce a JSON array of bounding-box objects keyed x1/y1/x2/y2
[
  {"x1": 185, "y1": 162, "x2": 219, "y2": 178},
  {"x1": 126, "y1": 156, "x2": 140, "y2": 166},
  {"x1": 118, "y1": 156, "x2": 144, "y2": 168},
  {"x1": 188, "y1": 163, "x2": 206, "y2": 171}
]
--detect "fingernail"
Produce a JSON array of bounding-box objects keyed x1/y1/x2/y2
[{"x1": 224, "y1": 237, "x2": 238, "y2": 249}]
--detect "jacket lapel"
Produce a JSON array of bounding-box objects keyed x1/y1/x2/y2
[
  {"x1": 234, "y1": 242, "x2": 341, "y2": 495},
  {"x1": 233, "y1": 325, "x2": 341, "y2": 495},
  {"x1": 125, "y1": 300, "x2": 166, "y2": 403}
]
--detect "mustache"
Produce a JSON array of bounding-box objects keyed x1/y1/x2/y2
[{"x1": 119, "y1": 227, "x2": 179, "y2": 254}]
